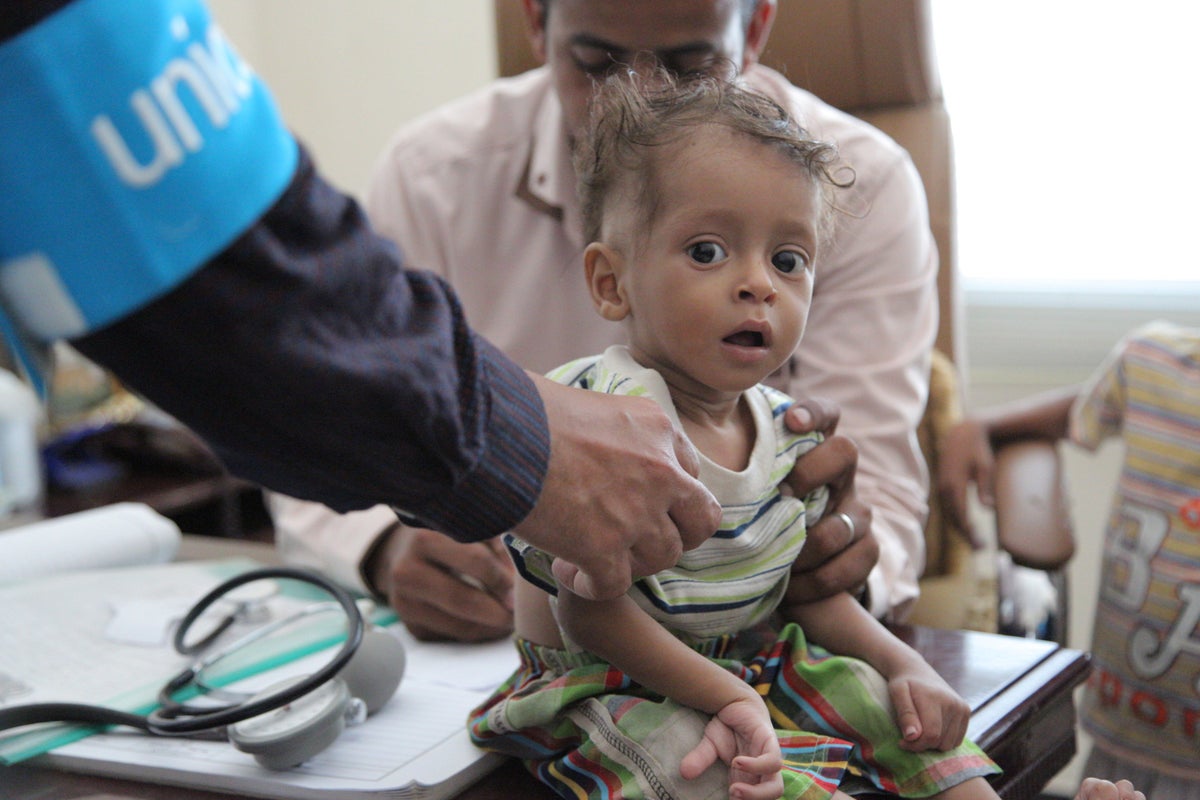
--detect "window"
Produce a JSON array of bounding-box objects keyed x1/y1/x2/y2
[{"x1": 933, "y1": 1, "x2": 1200, "y2": 299}]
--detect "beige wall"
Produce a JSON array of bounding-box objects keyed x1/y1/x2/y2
[{"x1": 208, "y1": 1, "x2": 499, "y2": 200}]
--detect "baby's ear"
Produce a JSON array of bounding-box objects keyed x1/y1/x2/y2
[{"x1": 584, "y1": 243, "x2": 629, "y2": 321}]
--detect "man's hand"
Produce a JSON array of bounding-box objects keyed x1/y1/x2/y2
[
  {"x1": 514, "y1": 374, "x2": 721, "y2": 601},
  {"x1": 367, "y1": 525, "x2": 514, "y2": 642},
  {"x1": 935, "y1": 418, "x2": 995, "y2": 547},
  {"x1": 778, "y1": 400, "x2": 878, "y2": 609},
  {"x1": 782, "y1": 396, "x2": 841, "y2": 439}
]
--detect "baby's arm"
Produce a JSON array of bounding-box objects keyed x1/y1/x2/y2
[
  {"x1": 557, "y1": 590, "x2": 783, "y2": 800},
  {"x1": 787, "y1": 593, "x2": 971, "y2": 751}
]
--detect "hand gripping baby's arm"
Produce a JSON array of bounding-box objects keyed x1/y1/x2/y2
[
  {"x1": 557, "y1": 590, "x2": 784, "y2": 800},
  {"x1": 789, "y1": 593, "x2": 971, "y2": 751}
]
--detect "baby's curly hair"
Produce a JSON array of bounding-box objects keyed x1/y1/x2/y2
[{"x1": 574, "y1": 70, "x2": 853, "y2": 245}]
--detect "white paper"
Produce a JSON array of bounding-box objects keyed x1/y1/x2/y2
[
  {"x1": 390, "y1": 625, "x2": 518, "y2": 692},
  {"x1": 0, "y1": 561, "x2": 239, "y2": 712}
]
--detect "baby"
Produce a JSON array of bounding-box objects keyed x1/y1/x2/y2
[{"x1": 470, "y1": 73, "x2": 1125, "y2": 800}]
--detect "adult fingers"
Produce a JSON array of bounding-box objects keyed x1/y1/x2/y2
[
  {"x1": 791, "y1": 498, "x2": 871, "y2": 570},
  {"x1": 443, "y1": 535, "x2": 516, "y2": 605},
  {"x1": 666, "y1": 428, "x2": 722, "y2": 552},
  {"x1": 783, "y1": 532, "x2": 878, "y2": 606},
  {"x1": 386, "y1": 533, "x2": 514, "y2": 641},
  {"x1": 784, "y1": 497, "x2": 876, "y2": 606},
  {"x1": 935, "y1": 421, "x2": 995, "y2": 548},
  {"x1": 667, "y1": 480, "x2": 722, "y2": 555},
  {"x1": 388, "y1": 566, "x2": 513, "y2": 641},
  {"x1": 551, "y1": 551, "x2": 637, "y2": 602},
  {"x1": 518, "y1": 380, "x2": 718, "y2": 598},
  {"x1": 784, "y1": 435, "x2": 858, "y2": 502},
  {"x1": 399, "y1": 596, "x2": 512, "y2": 642},
  {"x1": 783, "y1": 396, "x2": 841, "y2": 437}
]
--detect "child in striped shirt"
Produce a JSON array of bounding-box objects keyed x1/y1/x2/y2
[
  {"x1": 468, "y1": 72, "x2": 1003, "y2": 800},
  {"x1": 940, "y1": 320, "x2": 1198, "y2": 798}
]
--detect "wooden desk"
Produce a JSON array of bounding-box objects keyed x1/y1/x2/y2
[{"x1": 1, "y1": 538, "x2": 1090, "y2": 800}]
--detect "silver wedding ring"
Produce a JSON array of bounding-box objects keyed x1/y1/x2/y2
[{"x1": 836, "y1": 511, "x2": 856, "y2": 544}]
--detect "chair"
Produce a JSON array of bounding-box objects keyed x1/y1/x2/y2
[{"x1": 493, "y1": 0, "x2": 1075, "y2": 639}]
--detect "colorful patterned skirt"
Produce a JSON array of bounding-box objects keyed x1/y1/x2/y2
[{"x1": 468, "y1": 623, "x2": 999, "y2": 799}]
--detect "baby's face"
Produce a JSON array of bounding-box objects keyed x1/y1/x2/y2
[{"x1": 615, "y1": 126, "x2": 821, "y2": 402}]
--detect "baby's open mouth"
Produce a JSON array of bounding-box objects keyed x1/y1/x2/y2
[{"x1": 723, "y1": 330, "x2": 765, "y2": 347}]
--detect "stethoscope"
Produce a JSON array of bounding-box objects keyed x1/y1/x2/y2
[{"x1": 0, "y1": 567, "x2": 405, "y2": 769}]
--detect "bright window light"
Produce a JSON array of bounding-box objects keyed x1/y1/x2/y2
[{"x1": 933, "y1": 1, "x2": 1200, "y2": 295}]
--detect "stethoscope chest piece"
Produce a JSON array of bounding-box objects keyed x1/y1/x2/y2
[{"x1": 227, "y1": 674, "x2": 365, "y2": 770}]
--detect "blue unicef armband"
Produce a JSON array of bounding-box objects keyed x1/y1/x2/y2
[{"x1": 0, "y1": 0, "x2": 297, "y2": 389}]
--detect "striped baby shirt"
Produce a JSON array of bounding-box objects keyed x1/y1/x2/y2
[{"x1": 507, "y1": 345, "x2": 827, "y2": 643}]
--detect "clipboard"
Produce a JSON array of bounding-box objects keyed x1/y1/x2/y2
[{"x1": 0, "y1": 558, "x2": 517, "y2": 799}]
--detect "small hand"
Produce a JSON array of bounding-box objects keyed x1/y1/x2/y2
[
  {"x1": 886, "y1": 662, "x2": 970, "y2": 752},
  {"x1": 680, "y1": 695, "x2": 783, "y2": 800},
  {"x1": 935, "y1": 418, "x2": 995, "y2": 548},
  {"x1": 369, "y1": 526, "x2": 514, "y2": 642},
  {"x1": 1074, "y1": 778, "x2": 1146, "y2": 800}
]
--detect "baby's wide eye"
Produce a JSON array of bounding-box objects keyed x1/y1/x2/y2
[
  {"x1": 688, "y1": 241, "x2": 727, "y2": 264},
  {"x1": 772, "y1": 250, "x2": 808, "y2": 274}
]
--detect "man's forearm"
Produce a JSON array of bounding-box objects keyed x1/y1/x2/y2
[{"x1": 74, "y1": 145, "x2": 549, "y2": 539}]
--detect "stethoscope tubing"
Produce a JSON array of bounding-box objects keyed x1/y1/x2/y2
[{"x1": 0, "y1": 567, "x2": 364, "y2": 738}]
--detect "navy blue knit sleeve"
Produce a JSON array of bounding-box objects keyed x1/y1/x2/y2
[
  {"x1": 73, "y1": 146, "x2": 549, "y2": 541},
  {"x1": 6, "y1": 1, "x2": 549, "y2": 541}
]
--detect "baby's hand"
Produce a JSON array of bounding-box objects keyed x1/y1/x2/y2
[
  {"x1": 886, "y1": 662, "x2": 970, "y2": 752},
  {"x1": 1075, "y1": 778, "x2": 1146, "y2": 800},
  {"x1": 680, "y1": 695, "x2": 783, "y2": 800}
]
